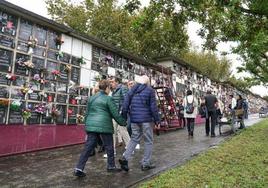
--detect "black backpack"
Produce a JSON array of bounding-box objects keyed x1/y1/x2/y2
[{"x1": 185, "y1": 96, "x2": 194, "y2": 114}]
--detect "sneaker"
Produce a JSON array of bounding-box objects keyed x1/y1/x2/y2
[
  {"x1": 135, "y1": 144, "x2": 140, "y2": 150},
  {"x1": 119, "y1": 158, "x2": 129, "y2": 172},
  {"x1": 141, "y1": 164, "x2": 156, "y2": 171},
  {"x1": 107, "y1": 167, "x2": 122, "y2": 173},
  {"x1": 74, "y1": 169, "x2": 86, "y2": 177}
]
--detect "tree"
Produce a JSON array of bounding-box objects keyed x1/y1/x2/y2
[
  {"x1": 181, "y1": 50, "x2": 232, "y2": 82},
  {"x1": 45, "y1": 0, "x2": 189, "y2": 59}
]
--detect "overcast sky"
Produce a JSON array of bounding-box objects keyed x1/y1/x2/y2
[{"x1": 5, "y1": 0, "x2": 267, "y2": 96}]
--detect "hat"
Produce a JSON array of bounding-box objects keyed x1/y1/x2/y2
[{"x1": 136, "y1": 75, "x2": 150, "y2": 84}]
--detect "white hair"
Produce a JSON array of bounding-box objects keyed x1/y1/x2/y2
[{"x1": 136, "y1": 75, "x2": 150, "y2": 85}]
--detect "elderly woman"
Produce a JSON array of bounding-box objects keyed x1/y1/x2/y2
[{"x1": 74, "y1": 80, "x2": 126, "y2": 177}]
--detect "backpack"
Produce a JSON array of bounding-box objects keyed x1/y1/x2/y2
[{"x1": 185, "y1": 96, "x2": 194, "y2": 114}]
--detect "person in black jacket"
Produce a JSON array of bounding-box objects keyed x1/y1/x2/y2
[
  {"x1": 236, "y1": 94, "x2": 245, "y2": 129},
  {"x1": 205, "y1": 90, "x2": 218, "y2": 137}
]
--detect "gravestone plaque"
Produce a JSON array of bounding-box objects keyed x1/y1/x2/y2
[
  {"x1": 56, "y1": 94, "x2": 67, "y2": 103},
  {"x1": 29, "y1": 79, "x2": 40, "y2": 90},
  {"x1": 33, "y1": 46, "x2": 46, "y2": 57},
  {"x1": 57, "y1": 82, "x2": 67, "y2": 93},
  {"x1": 31, "y1": 57, "x2": 45, "y2": 75},
  {"x1": 0, "y1": 48, "x2": 12, "y2": 72},
  {"x1": 115, "y1": 55, "x2": 122, "y2": 69},
  {"x1": 92, "y1": 46, "x2": 100, "y2": 62},
  {"x1": 27, "y1": 102, "x2": 40, "y2": 125},
  {"x1": 18, "y1": 19, "x2": 32, "y2": 41},
  {"x1": 0, "y1": 86, "x2": 8, "y2": 98},
  {"x1": 100, "y1": 49, "x2": 107, "y2": 61},
  {"x1": 34, "y1": 25, "x2": 47, "y2": 46},
  {"x1": 60, "y1": 52, "x2": 71, "y2": 63},
  {"x1": 0, "y1": 107, "x2": 6, "y2": 124},
  {"x1": 55, "y1": 105, "x2": 66, "y2": 124},
  {"x1": 46, "y1": 61, "x2": 58, "y2": 80},
  {"x1": 9, "y1": 110, "x2": 23, "y2": 124},
  {"x1": 10, "y1": 88, "x2": 23, "y2": 99},
  {"x1": 47, "y1": 50, "x2": 58, "y2": 60},
  {"x1": 44, "y1": 81, "x2": 56, "y2": 92},
  {"x1": 71, "y1": 67, "x2": 80, "y2": 83},
  {"x1": 17, "y1": 41, "x2": 28, "y2": 52},
  {"x1": 80, "y1": 88, "x2": 89, "y2": 96},
  {"x1": 28, "y1": 90, "x2": 40, "y2": 101},
  {"x1": 27, "y1": 111, "x2": 40, "y2": 125},
  {"x1": 0, "y1": 73, "x2": 9, "y2": 85},
  {"x1": 79, "y1": 106, "x2": 87, "y2": 116},
  {"x1": 122, "y1": 58, "x2": 128, "y2": 71},
  {"x1": 14, "y1": 53, "x2": 30, "y2": 76},
  {"x1": 68, "y1": 106, "x2": 78, "y2": 124},
  {"x1": 69, "y1": 87, "x2": 78, "y2": 95},
  {"x1": 12, "y1": 76, "x2": 26, "y2": 87},
  {"x1": 0, "y1": 35, "x2": 14, "y2": 48},
  {"x1": 71, "y1": 56, "x2": 80, "y2": 66},
  {"x1": 0, "y1": 11, "x2": 17, "y2": 36},
  {"x1": 48, "y1": 31, "x2": 58, "y2": 49},
  {"x1": 80, "y1": 96, "x2": 88, "y2": 105},
  {"x1": 42, "y1": 115, "x2": 53, "y2": 124},
  {"x1": 58, "y1": 64, "x2": 69, "y2": 82}
]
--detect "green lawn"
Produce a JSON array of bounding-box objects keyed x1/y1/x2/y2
[{"x1": 140, "y1": 120, "x2": 268, "y2": 188}]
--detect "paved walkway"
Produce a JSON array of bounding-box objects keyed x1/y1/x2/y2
[{"x1": 0, "y1": 115, "x2": 262, "y2": 188}]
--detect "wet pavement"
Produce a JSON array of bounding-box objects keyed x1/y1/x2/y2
[{"x1": 0, "y1": 115, "x2": 262, "y2": 188}]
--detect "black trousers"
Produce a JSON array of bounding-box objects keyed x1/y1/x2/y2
[
  {"x1": 205, "y1": 110, "x2": 217, "y2": 136},
  {"x1": 186, "y1": 118, "x2": 195, "y2": 134},
  {"x1": 76, "y1": 132, "x2": 115, "y2": 171}
]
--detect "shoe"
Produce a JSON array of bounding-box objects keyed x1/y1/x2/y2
[
  {"x1": 238, "y1": 126, "x2": 245, "y2": 129},
  {"x1": 119, "y1": 158, "x2": 129, "y2": 172},
  {"x1": 107, "y1": 167, "x2": 122, "y2": 173},
  {"x1": 74, "y1": 169, "x2": 86, "y2": 177},
  {"x1": 141, "y1": 164, "x2": 156, "y2": 171},
  {"x1": 190, "y1": 132, "x2": 194, "y2": 136},
  {"x1": 211, "y1": 134, "x2": 216, "y2": 138},
  {"x1": 135, "y1": 144, "x2": 140, "y2": 150},
  {"x1": 206, "y1": 133, "x2": 209, "y2": 136}
]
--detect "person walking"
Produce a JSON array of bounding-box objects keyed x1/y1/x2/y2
[
  {"x1": 205, "y1": 90, "x2": 218, "y2": 137},
  {"x1": 183, "y1": 90, "x2": 198, "y2": 137},
  {"x1": 119, "y1": 75, "x2": 160, "y2": 171},
  {"x1": 236, "y1": 94, "x2": 246, "y2": 129},
  {"x1": 74, "y1": 80, "x2": 126, "y2": 177},
  {"x1": 102, "y1": 77, "x2": 130, "y2": 158}
]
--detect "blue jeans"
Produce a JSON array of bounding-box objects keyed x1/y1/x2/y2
[
  {"x1": 123, "y1": 122, "x2": 154, "y2": 166},
  {"x1": 76, "y1": 132, "x2": 115, "y2": 171}
]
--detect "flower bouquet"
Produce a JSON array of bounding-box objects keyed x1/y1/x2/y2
[
  {"x1": 0, "y1": 99, "x2": 9, "y2": 107},
  {"x1": 28, "y1": 36, "x2": 38, "y2": 54},
  {"x1": 56, "y1": 51, "x2": 63, "y2": 60},
  {"x1": 6, "y1": 74, "x2": 17, "y2": 81},
  {"x1": 24, "y1": 60, "x2": 35, "y2": 69},
  {"x1": 22, "y1": 108, "x2": 32, "y2": 120},
  {"x1": 78, "y1": 57, "x2": 86, "y2": 65},
  {"x1": 51, "y1": 108, "x2": 60, "y2": 119},
  {"x1": 21, "y1": 84, "x2": 33, "y2": 95},
  {"x1": 55, "y1": 36, "x2": 64, "y2": 47},
  {"x1": 10, "y1": 100, "x2": 22, "y2": 111},
  {"x1": 51, "y1": 70, "x2": 60, "y2": 79},
  {"x1": 34, "y1": 103, "x2": 47, "y2": 115},
  {"x1": 64, "y1": 64, "x2": 71, "y2": 72},
  {"x1": 76, "y1": 114, "x2": 85, "y2": 124}
]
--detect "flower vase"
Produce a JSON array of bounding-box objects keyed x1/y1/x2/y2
[{"x1": 28, "y1": 47, "x2": 33, "y2": 54}]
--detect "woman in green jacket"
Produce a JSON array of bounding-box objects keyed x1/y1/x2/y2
[{"x1": 74, "y1": 80, "x2": 126, "y2": 177}]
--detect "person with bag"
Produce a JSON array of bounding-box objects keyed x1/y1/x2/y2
[
  {"x1": 119, "y1": 75, "x2": 160, "y2": 171},
  {"x1": 235, "y1": 94, "x2": 245, "y2": 129},
  {"x1": 74, "y1": 80, "x2": 126, "y2": 177},
  {"x1": 183, "y1": 90, "x2": 198, "y2": 137}
]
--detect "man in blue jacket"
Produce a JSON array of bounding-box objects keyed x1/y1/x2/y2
[{"x1": 119, "y1": 75, "x2": 160, "y2": 171}]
